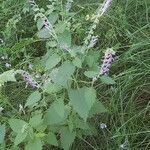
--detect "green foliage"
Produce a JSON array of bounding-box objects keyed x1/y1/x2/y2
[
  {"x1": 0, "y1": 0, "x2": 149, "y2": 149},
  {"x1": 60, "y1": 127, "x2": 76, "y2": 150},
  {"x1": 44, "y1": 98, "x2": 67, "y2": 125},
  {"x1": 69, "y1": 87, "x2": 96, "y2": 121},
  {"x1": 51, "y1": 61, "x2": 75, "y2": 87},
  {"x1": 0, "y1": 124, "x2": 5, "y2": 144},
  {"x1": 100, "y1": 76, "x2": 116, "y2": 85},
  {"x1": 25, "y1": 138, "x2": 42, "y2": 150},
  {"x1": 25, "y1": 91, "x2": 42, "y2": 108}
]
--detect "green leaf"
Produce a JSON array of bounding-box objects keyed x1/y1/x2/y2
[
  {"x1": 68, "y1": 87, "x2": 96, "y2": 121},
  {"x1": 60, "y1": 127, "x2": 76, "y2": 150},
  {"x1": 48, "y1": 12, "x2": 58, "y2": 25},
  {"x1": 74, "y1": 117, "x2": 90, "y2": 130},
  {"x1": 58, "y1": 30, "x2": 71, "y2": 48},
  {"x1": 45, "y1": 132, "x2": 58, "y2": 146},
  {"x1": 84, "y1": 71, "x2": 98, "y2": 78},
  {"x1": 37, "y1": 28, "x2": 52, "y2": 39},
  {"x1": 25, "y1": 138, "x2": 42, "y2": 150},
  {"x1": 25, "y1": 91, "x2": 41, "y2": 107},
  {"x1": 0, "y1": 124, "x2": 5, "y2": 144},
  {"x1": 14, "y1": 131, "x2": 27, "y2": 146},
  {"x1": 44, "y1": 99, "x2": 66, "y2": 125},
  {"x1": 0, "y1": 70, "x2": 16, "y2": 86},
  {"x1": 45, "y1": 54, "x2": 61, "y2": 70},
  {"x1": 100, "y1": 76, "x2": 116, "y2": 85},
  {"x1": 29, "y1": 114, "x2": 43, "y2": 128},
  {"x1": 43, "y1": 82, "x2": 62, "y2": 94},
  {"x1": 37, "y1": 18, "x2": 44, "y2": 30},
  {"x1": 51, "y1": 61, "x2": 75, "y2": 87},
  {"x1": 55, "y1": 21, "x2": 67, "y2": 33},
  {"x1": 89, "y1": 100, "x2": 108, "y2": 117},
  {"x1": 9, "y1": 119, "x2": 28, "y2": 133},
  {"x1": 72, "y1": 57, "x2": 82, "y2": 68}
]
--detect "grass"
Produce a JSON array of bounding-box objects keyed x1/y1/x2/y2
[{"x1": 0, "y1": 0, "x2": 150, "y2": 149}]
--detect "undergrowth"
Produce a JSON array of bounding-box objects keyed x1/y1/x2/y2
[{"x1": 0, "y1": 0, "x2": 150, "y2": 150}]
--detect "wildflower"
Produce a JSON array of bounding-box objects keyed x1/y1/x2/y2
[
  {"x1": 100, "y1": 123, "x2": 107, "y2": 129},
  {"x1": 100, "y1": 48, "x2": 116, "y2": 75},
  {"x1": 65, "y1": 0, "x2": 73, "y2": 12},
  {"x1": 28, "y1": 63, "x2": 33, "y2": 70},
  {"x1": 5, "y1": 63, "x2": 11, "y2": 68},
  {"x1": 0, "y1": 107, "x2": 4, "y2": 113},
  {"x1": 22, "y1": 71, "x2": 39, "y2": 88},
  {"x1": 19, "y1": 104, "x2": 25, "y2": 115},
  {"x1": 120, "y1": 137, "x2": 129, "y2": 149},
  {"x1": 100, "y1": 0, "x2": 113, "y2": 15},
  {"x1": 83, "y1": 0, "x2": 113, "y2": 53},
  {"x1": 88, "y1": 36, "x2": 98, "y2": 48}
]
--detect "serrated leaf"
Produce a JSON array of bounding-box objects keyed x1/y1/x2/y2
[
  {"x1": 14, "y1": 131, "x2": 27, "y2": 146},
  {"x1": 9, "y1": 119, "x2": 28, "y2": 133},
  {"x1": 72, "y1": 57, "x2": 82, "y2": 68},
  {"x1": 25, "y1": 138, "x2": 42, "y2": 150},
  {"x1": 45, "y1": 54, "x2": 61, "y2": 70},
  {"x1": 55, "y1": 21, "x2": 67, "y2": 33},
  {"x1": 60, "y1": 127, "x2": 76, "y2": 150},
  {"x1": 51, "y1": 61, "x2": 75, "y2": 87},
  {"x1": 89, "y1": 100, "x2": 108, "y2": 117},
  {"x1": 45, "y1": 132, "x2": 58, "y2": 146},
  {"x1": 44, "y1": 99, "x2": 66, "y2": 125},
  {"x1": 100, "y1": 76, "x2": 116, "y2": 85},
  {"x1": 37, "y1": 28, "x2": 52, "y2": 39},
  {"x1": 25, "y1": 91, "x2": 41, "y2": 107},
  {"x1": 43, "y1": 82, "x2": 62, "y2": 94},
  {"x1": 74, "y1": 117, "x2": 90, "y2": 130},
  {"x1": 0, "y1": 124, "x2": 5, "y2": 144},
  {"x1": 84, "y1": 71, "x2": 98, "y2": 78},
  {"x1": 0, "y1": 70, "x2": 16, "y2": 86},
  {"x1": 58, "y1": 30, "x2": 71, "y2": 47},
  {"x1": 29, "y1": 114, "x2": 43, "y2": 128},
  {"x1": 48, "y1": 12, "x2": 58, "y2": 25},
  {"x1": 68, "y1": 87, "x2": 96, "y2": 121}
]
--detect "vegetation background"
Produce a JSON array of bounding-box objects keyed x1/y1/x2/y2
[{"x1": 0, "y1": 0, "x2": 150, "y2": 150}]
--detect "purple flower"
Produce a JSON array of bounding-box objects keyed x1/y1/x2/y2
[
  {"x1": 100, "y1": 48, "x2": 115, "y2": 75},
  {"x1": 22, "y1": 71, "x2": 39, "y2": 88},
  {"x1": 101, "y1": 0, "x2": 113, "y2": 15}
]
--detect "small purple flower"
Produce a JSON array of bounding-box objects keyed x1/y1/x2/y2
[
  {"x1": 100, "y1": 123, "x2": 107, "y2": 129},
  {"x1": 22, "y1": 71, "x2": 39, "y2": 88},
  {"x1": 5, "y1": 63, "x2": 11, "y2": 68},
  {"x1": 101, "y1": 0, "x2": 113, "y2": 15},
  {"x1": 100, "y1": 48, "x2": 115, "y2": 75}
]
